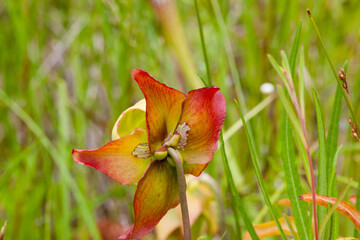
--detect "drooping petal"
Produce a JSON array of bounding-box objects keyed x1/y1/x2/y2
[
  {"x1": 178, "y1": 87, "x2": 226, "y2": 166},
  {"x1": 299, "y1": 193, "x2": 360, "y2": 232},
  {"x1": 243, "y1": 217, "x2": 297, "y2": 240},
  {"x1": 277, "y1": 198, "x2": 292, "y2": 207},
  {"x1": 72, "y1": 129, "x2": 150, "y2": 185},
  {"x1": 111, "y1": 99, "x2": 146, "y2": 140},
  {"x1": 119, "y1": 161, "x2": 180, "y2": 239},
  {"x1": 132, "y1": 69, "x2": 185, "y2": 153}
]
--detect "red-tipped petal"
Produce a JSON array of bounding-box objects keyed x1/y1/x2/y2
[
  {"x1": 178, "y1": 87, "x2": 226, "y2": 166},
  {"x1": 132, "y1": 69, "x2": 185, "y2": 153},
  {"x1": 119, "y1": 161, "x2": 179, "y2": 239},
  {"x1": 72, "y1": 129, "x2": 150, "y2": 185}
]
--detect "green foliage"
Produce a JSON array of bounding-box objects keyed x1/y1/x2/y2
[
  {"x1": 1, "y1": 0, "x2": 360, "y2": 239},
  {"x1": 312, "y1": 89, "x2": 329, "y2": 238},
  {"x1": 281, "y1": 114, "x2": 311, "y2": 240}
]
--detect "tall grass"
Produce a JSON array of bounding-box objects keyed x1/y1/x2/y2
[{"x1": 1, "y1": 0, "x2": 360, "y2": 239}]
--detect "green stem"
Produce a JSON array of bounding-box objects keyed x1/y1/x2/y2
[
  {"x1": 168, "y1": 148, "x2": 191, "y2": 240},
  {"x1": 194, "y1": 0, "x2": 211, "y2": 86},
  {"x1": 307, "y1": 9, "x2": 359, "y2": 127}
]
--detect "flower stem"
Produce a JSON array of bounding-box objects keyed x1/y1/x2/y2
[{"x1": 168, "y1": 147, "x2": 191, "y2": 240}]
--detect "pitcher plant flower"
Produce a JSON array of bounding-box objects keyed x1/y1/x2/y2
[{"x1": 72, "y1": 69, "x2": 226, "y2": 239}]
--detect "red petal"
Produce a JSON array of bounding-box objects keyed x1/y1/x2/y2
[
  {"x1": 119, "y1": 161, "x2": 179, "y2": 239},
  {"x1": 132, "y1": 69, "x2": 185, "y2": 153},
  {"x1": 178, "y1": 87, "x2": 226, "y2": 166},
  {"x1": 72, "y1": 129, "x2": 150, "y2": 185}
]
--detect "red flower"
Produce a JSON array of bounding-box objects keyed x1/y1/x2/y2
[{"x1": 72, "y1": 69, "x2": 226, "y2": 239}]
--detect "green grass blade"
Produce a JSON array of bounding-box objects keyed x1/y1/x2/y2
[
  {"x1": 210, "y1": 0, "x2": 247, "y2": 111},
  {"x1": 224, "y1": 94, "x2": 276, "y2": 141},
  {"x1": 328, "y1": 145, "x2": 342, "y2": 240},
  {"x1": 325, "y1": 62, "x2": 347, "y2": 240},
  {"x1": 294, "y1": 132, "x2": 311, "y2": 185},
  {"x1": 289, "y1": 20, "x2": 302, "y2": 78},
  {"x1": 219, "y1": 131, "x2": 259, "y2": 239},
  {"x1": 194, "y1": 0, "x2": 211, "y2": 86},
  {"x1": 312, "y1": 89, "x2": 328, "y2": 237},
  {"x1": 326, "y1": 66, "x2": 346, "y2": 177},
  {"x1": 253, "y1": 183, "x2": 285, "y2": 224},
  {"x1": 281, "y1": 112, "x2": 311, "y2": 240},
  {"x1": 280, "y1": 51, "x2": 291, "y2": 79},
  {"x1": 268, "y1": 54, "x2": 290, "y2": 90},
  {"x1": 326, "y1": 86, "x2": 342, "y2": 239},
  {"x1": 277, "y1": 85, "x2": 305, "y2": 144},
  {"x1": 283, "y1": 213, "x2": 300, "y2": 240},
  {"x1": 356, "y1": 176, "x2": 360, "y2": 238},
  {"x1": 235, "y1": 99, "x2": 288, "y2": 239},
  {"x1": 0, "y1": 89, "x2": 101, "y2": 240},
  {"x1": 319, "y1": 178, "x2": 352, "y2": 239},
  {"x1": 299, "y1": 46, "x2": 306, "y2": 118},
  {"x1": 307, "y1": 9, "x2": 358, "y2": 127}
]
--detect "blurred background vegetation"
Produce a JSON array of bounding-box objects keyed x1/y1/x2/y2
[{"x1": 1, "y1": 0, "x2": 360, "y2": 239}]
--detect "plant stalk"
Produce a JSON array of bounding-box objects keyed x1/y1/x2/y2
[
  {"x1": 283, "y1": 68, "x2": 319, "y2": 240},
  {"x1": 307, "y1": 9, "x2": 359, "y2": 127},
  {"x1": 168, "y1": 147, "x2": 191, "y2": 240}
]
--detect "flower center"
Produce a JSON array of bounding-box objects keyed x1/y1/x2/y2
[{"x1": 132, "y1": 122, "x2": 190, "y2": 161}]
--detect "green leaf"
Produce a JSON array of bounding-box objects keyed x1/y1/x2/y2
[
  {"x1": 312, "y1": 89, "x2": 328, "y2": 238},
  {"x1": 289, "y1": 20, "x2": 302, "y2": 78},
  {"x1": 283, "y1": 213, "x2": 300, "y2": 240},
  {"x1": 194, "y1": 0, "x2": 212, "y2": 86},
  {"x1": 328, "y1": 146, "x2": 342, "y2": 239},
  {"x1": 268, "y1": 54, "x2": 290, "y2": 90},
  {"x1": 308, "y1": 10, "x2": 358, "y2": 127},
  {"x1": 299, "y1": 46, "x2": 306, "y2": 117},
  {"x1": 281, "y1": 112, "x2": 311, "y2": 240},
  {"x1": 219, "y1": 131, "x2": 259, "y2": 239},
  {"x1": 277, "y1": 85, "x2": 305, "y2": 144},
  {"x1": 326, "y1": 61, "x2": 346, "y2": 239},
  {"x1": 235, "y1": 99, "x2": 288, "y2": 239},
  {"x1": 0, "y1": 89, "x2": 102, "y2": 240},
  {"x1": 319, "y1": 177, "x2": 352, "y2": 239},
  {"x1": 355, "y1": 176, "x2": 360, "y2": 237}
]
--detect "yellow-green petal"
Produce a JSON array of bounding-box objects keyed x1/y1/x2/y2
[{"x1": 112, "y1": 99, "x2": 146, "y2": 140}]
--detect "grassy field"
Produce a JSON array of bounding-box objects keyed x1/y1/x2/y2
[{"x1": 1, "y1": 0, "x2": 360, "y2": 239}]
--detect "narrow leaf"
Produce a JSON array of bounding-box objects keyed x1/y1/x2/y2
[
  {"x1": 312, "y1": 89, "x2": 328, "y2": 234},
  {"x1": 355, "y1": 176, "x2": 360, "y2": 237},
  {"x1": 327, "y1": 86, "x2": 342, "y2": 240},
  {"x1": 307, "y1": 9, "x2": 358, "y2": 127},
  {"x1": 319, "y1": 179, "x2": 352, "y2": 238},
  {"x1": 299, "y1": 46, "x2": 305, "y2": 117},
  {"x1": 235, "y1": 99, "x2": 288, "y2": 239},
  {"x1": 277, "y1": 85, "x2": 305, "y2": 144},
  {"x1": 219, "y1": 131, "x2": 260, "y2": 239},
  {"x1": 267, "y1": 54, "x2": 290, "y2": 90},
  {"x1": 326, "y1": 85, "x2": 343, "y2": 181},
  {"x1": 289, "y1": 20, "x2": 302, "y2": 78},
  {"x1": 281, "y1": 113, "x2": 311, "y2": 240},
  {"x1": 283, "y1": 213, "x2": 299, "y2": 240}
]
